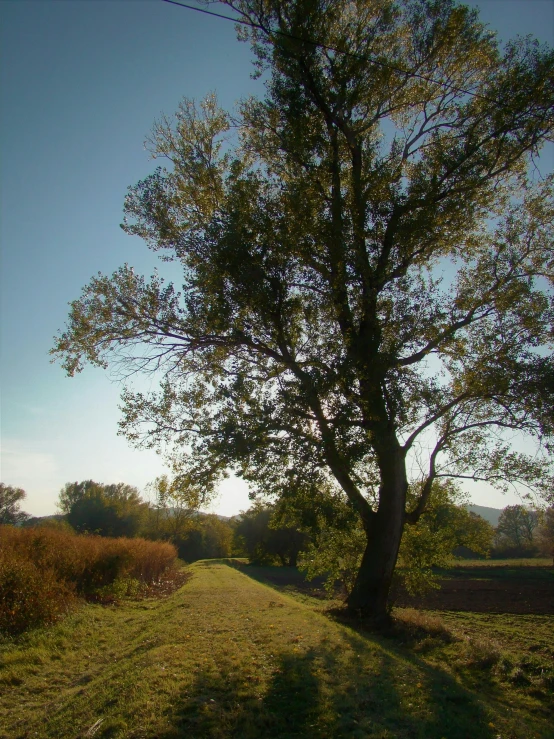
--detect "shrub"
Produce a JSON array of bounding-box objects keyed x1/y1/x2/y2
[
  {"x1": 299, "y1": 481, "x2": 495, "y2": 599},
  {"x1": 0, "y1": 525, "x2": 177, "y2": 635},
  {"x1": 0, "y1": 550, "x2": 74, "y2": 635}
]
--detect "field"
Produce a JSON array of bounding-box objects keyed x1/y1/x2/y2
[
  {"x1": 396, "y1": 560, "x2": 553, "y2": 614},
  {"x1": 240, "y1": 559, "x2": 554, "y2": 615},
  {"x1": 1, "y1": 559, "x2": 552, "y2": 739}
]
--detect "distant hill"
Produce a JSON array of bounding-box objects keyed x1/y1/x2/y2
[
  {"x1": 465, "y1": 504, "x2": 502, "y2": 527},
  {"x1": 171, "y1": 508, "x2": 233, "y2": 522}
]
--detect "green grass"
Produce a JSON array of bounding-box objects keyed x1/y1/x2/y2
[
  {"x1": 450, "y1": 559, "x2": 552, "y2": 567},
  {"x1": 435, "y1": 561, "x2": 553, "y2": 581},
  {"x1": 0, "y1": 560, "x2": 552, "y2": 739}
]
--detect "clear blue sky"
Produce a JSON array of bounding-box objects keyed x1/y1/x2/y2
[{"x1": 1, "y1": 1, "x2": 553, "y2": 517}]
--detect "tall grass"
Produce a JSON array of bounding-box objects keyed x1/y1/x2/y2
[{"x1": 0, "y1": 526, "x2": 177, "y2": 635}]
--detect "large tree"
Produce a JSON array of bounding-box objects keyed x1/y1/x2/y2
[{"x1": 52, "y1": 0, "x2": 554, "y2": 621}]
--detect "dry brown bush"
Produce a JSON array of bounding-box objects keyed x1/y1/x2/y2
[{"x1": 0, "y1": 525, "x2": 177, "y2": 635}]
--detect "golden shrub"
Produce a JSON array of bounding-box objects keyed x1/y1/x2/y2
[{"x1": 0, "y1": 526, "x2": 177, "y2": 634}]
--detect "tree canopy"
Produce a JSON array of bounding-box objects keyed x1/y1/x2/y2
[
  {"x1": 52, "y1": 0, "x2": 554, "y2": 620},
  {"x1": 536, "y1": 506, "x2": 554, "y2": 560},
  {"x1": 494, "y1": 503, "x2": 540, "y2": 556},
  {"x1": 59, "y1": 480, "x2": 147, "y2": 537},
  {"x1": 234, "y1": 504, "x2": 310, "y2": 566}
]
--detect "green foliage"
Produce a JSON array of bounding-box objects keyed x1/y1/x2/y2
[
  {"x1": 52, "y1": 0, "x2": 554, "y2": 615},
  {"x1": 234, "y1": 505, "x2": 310, "y2": 566},
  {"x1": 300, "y1": 481, "x2": 494, "y2": 596},
  {"x1": 141, "y1": 476, "x2": 234, "y2": 561},
  {"x1": 175, "y1": 514, "x2": 234, "y2": 562},
  {"x1": 59, "y1": 480, "x2": 148, "y2": 537},
  {"x1": 299, "y1": 521, "x2": 366, "y2": 596},
  {"x1": 399, "y1": 482, "x2": 494, "y2": 594},
  {"x1": 0, "y1": 484, "x2": 30, "y2": 525},
  {"x1": 142, "y1": 474, "x2": 199, "y2": 542}
]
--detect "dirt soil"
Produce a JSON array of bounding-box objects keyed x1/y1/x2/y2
[
  {"x1": 392, "y1": 568, "x2": 554, "y2": 615},
  {"x1": 240, "y1": 563, "x2": 554, "y2": 615}
]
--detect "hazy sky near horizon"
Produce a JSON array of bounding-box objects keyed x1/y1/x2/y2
[{"x1": 1, "y1": 0, "x2": 553, "y2": 517}]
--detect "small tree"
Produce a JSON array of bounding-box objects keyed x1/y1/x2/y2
[
  {"x1": 398, "y1": 483, "x2": 494, "y2": 593},
  {"x1": 0, "y1": 484, "x2": 30, "y2": 525},
  {"x1": 143, "y1": 474, "x2": 199, "y2": 541},
  {"x1": 234, "y1": 505, "x2": 309, "y2": 566},
  {"x1": 174, "y1": 514, "x2": 234, "y2": 561},
  {"x1": 201, "y1": 515, "x2": 234, "y2": 558},
  {"x1": 300, "y1": 481, "x2": 494, "y2": 597}
]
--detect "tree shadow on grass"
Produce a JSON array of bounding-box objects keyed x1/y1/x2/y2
[
  {"x1": 164, "y1": 559, "x2": 509, "y2": 738},
  {"x1": 205, "y1": 558, "x2": 329, "y2": 598},
  {"x1": 155, "y1": 635, "x2": 496, "y2": 739}
]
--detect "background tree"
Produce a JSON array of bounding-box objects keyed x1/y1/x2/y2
[
  {"x1": 172, "y1": 514, "x2": 234, "y2": 561},
  {"x1": 58, "y1": 480, "x2": 99, "y2": 514},
  {"x1": 0, "y1": 484, "x2": 30, "y2": 525},
  {"x1": 196, "y1": 514, "x2": 234, "y2": 559},
  {"x1": 143, "y1": 474, "x2": 198, "y2": 541},
  {"x1": 536, "y1": 506, "x2": 554, "y2": 560},
  {"x1": 59, "y1": 480, "x2": 147, "y2": 537},
  {"x1": 52, "y1": 0, "x2": 554, "y2": 621},
  {"x1": 234, "y1": 505, "x2": 309, "y2": 566},
  {"x1": 494, "y1": 504, "x2": 540, "y2": 557}
]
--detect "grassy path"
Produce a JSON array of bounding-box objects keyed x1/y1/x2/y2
[{"x1": 0, "y1": 561, "x2": 551, "y2": 738}]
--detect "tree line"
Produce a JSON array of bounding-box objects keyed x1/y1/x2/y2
[
  {"x1": 2, "y1": 482, "x2": 552, "y2": 579},
  {"x1": 0, "y1": 480, "x2": 307, "y2": 565}
]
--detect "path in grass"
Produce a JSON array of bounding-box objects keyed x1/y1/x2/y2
[{"x1": 0, "y1": 561, "x2": 551, "y2": 739}]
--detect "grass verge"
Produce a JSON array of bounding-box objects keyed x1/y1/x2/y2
[{"x1": 0, "y1": 560, "x2": 552, "y2": 739}]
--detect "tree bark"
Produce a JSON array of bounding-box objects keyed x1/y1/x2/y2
[{"x1": 346, "y1": 446, "x2": 407, "y2": 624}]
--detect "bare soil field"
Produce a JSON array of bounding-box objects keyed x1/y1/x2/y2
[
  {"x1": 393, "y1": 567, "x2": 553, "y2": 615},
  {"x1": 236, "y1": 561, "x2": 554, "y2": 615}
]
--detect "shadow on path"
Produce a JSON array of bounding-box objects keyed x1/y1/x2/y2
[{"x1": 155, "y1": 562, "x2": 497, "y2": 739}]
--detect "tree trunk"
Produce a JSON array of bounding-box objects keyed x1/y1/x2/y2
[
  {"x1": 346, "y1": 517, "x2": 403, "y2": 624},
  {"x1": 346, "y1": 446, "x2": 407, "y2": 624}
]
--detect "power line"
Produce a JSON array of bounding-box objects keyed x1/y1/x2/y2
[
  {"x1": 162, "y1": 0, "x2": 253, "y2": 26},
  {"x1": 161, "y1": 0, "x2": 552, "y2": 123}
]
